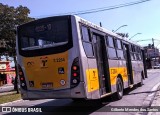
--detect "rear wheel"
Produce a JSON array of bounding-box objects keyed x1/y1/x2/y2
[
  {"x1": 114, "y1": 77, "x2": 123, "y2": 100},
  {"x1": 72, "y1": 98, "x2": 86, "y2": 102}
]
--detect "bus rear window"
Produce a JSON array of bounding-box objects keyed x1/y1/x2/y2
[{"x1": 19, "y1": 20, "x2": 69, "y2": 50}]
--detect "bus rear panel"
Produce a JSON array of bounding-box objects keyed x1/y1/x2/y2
[{"x1": 17, "y1": 15, "x2": 86, "y2": 100}]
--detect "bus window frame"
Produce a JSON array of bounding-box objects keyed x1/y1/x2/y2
[
  {"x1": 80, "y1": 24, "x2": 95, "y2": 58},
  {"x1": 106, "y1": 35, "x2": 118, "y2": 60},
  {"x1": 115, "y1": 38, "x2": 125, "y2": 60},
  {"x1": 80, "y1": 24, "x2": 106, "y2": 59},
  {"x1": 130, "y1": 44, "x2": 136, "y2": 61}
]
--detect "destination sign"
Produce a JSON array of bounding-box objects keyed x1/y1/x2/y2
[{"x1": 35, "y1": 24, "x2": 51, "y2": 32}]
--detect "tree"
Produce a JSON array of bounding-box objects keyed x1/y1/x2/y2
[
  {"x1": 116, "y1": 33, "x2": 129, "y2": 38},
  {"x1": 0, "y1": 4, "x2": 34, "y2": 54},
  {"x1": 0, "y1": 3, "x2": 34, "y2": 93}
]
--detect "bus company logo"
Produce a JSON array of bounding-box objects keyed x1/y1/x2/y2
[
  {"x1": 58, "y1": 67, "x2": 65, "y2": 74},
  {"x1": 42, "y1": 60, "x2": 47, "y2": 67},
  {"x1": 27, "y1": 61, "x2": 34, "y2": 67},
  {"x1": 110, "y1": 69, "x2": 117, "y2": 74},
  {"x1": 40, "y1": 56, "x2": 48, "y2": 68}
]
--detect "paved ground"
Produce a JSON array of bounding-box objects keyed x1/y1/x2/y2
[
  {"x1": 147, "y1": 85, "x2": 160, "y2": 115},
  {"x1": 0, "y1": 70, "x2": 160, "y2": 115},
  {"x1": 0, "y1": 84, "x2": 14, "y2": 94}
]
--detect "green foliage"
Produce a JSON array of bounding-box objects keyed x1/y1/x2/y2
[
  {"x1": 116, "y1": 33, "x2": 129, "y2": 38},
  {"x1": 0, "y1": 3, "x2": 34, "y2": 56},
  {"x1": 0, "y1": 92, "x2": 21, "y2": 104}
]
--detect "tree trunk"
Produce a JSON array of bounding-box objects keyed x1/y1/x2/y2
[{"x1": 13, "y1": 56, "x2": 19, "y2": 94}]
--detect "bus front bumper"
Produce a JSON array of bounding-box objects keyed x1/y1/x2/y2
[{"x1": 21, "y1": 82, "x2": 86, "y2": 100}]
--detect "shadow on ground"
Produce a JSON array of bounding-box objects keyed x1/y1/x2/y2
[{"x1": 3, "y1": 84, "x2": 157, "y2": 115}]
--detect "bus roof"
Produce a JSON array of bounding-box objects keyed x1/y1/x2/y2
[
  {"x1": 18, "y1": 14, "x2": 143, "y2": 48},
  {"x1": 73, "y1": 15, "x2": 142, "y2": 48}
]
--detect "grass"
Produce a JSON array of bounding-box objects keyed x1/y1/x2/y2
[{"x1": 0, "y1": 91, "x2": 21, "y2": 104}]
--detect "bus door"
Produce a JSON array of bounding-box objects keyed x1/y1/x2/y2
[
  {"x1": 123, "y1": 43, "x2": 134, "y2": 85},
  {"x1": 141, "y1": 49, "x2": 147, "y2": 78},
  {"x1": 92, "y1": 33, "x2": 111, "y2": 95}
]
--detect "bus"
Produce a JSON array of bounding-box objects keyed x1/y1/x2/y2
[{"x1": 16, "y1": 15, "x2": 147, "y2": 100}]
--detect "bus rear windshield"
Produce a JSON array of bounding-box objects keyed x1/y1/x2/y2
[
  {"x1": 18, "y1": 16, "x2": 73, "y2": 57},
  {"x1": 19, "y1": 20, "x2": 69, "y2": 50}
]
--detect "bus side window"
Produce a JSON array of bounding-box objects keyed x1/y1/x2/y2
[
  {"x1": 108, "y1": 36, "x2": 114, "y2": 47},
  {"x1": 139, "y1": 48, "x2": 142, "y2": 60},
  {"x1": 116, "y1": 39, "x2": 124, "y2": 59},
  {"x1": 123, "y1": 43, "x2": 127, "y2": 60},
  {"x1": 117, "y1": 39, "x2": 122, "y2": 49},
  {"x1": 133, "y1": 45, "x2": 137, "y2": 60},
  {"x1": 135, "y1": 46, "x2": 139, "y2": 60},
  {"x1": 81, "y1": 25, "x2": 94, "y2": 57},
  {"x1": 81, "y1": 26, "x2": 91, "y2": 42},
  {"x1": 130, "y1": 45, "x2": 135, "y2": 60},
  {"x1": 107, "y1": 36, "x2": 117, "y2": 59},
  {"x1": 136, "y1": 46, "x2": 141, "y2": 60},
  {"x1": 139, "y1": 47, "x2": 142, "y2": 60}
]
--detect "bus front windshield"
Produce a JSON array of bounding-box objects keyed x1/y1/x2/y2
[{"x1": 19, "y1": 20, "x2": 69, "y2": 50}]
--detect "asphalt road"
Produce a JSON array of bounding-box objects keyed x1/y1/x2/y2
[{"x1": 1, "y1": 69, "x2": 160, "y2": 115}]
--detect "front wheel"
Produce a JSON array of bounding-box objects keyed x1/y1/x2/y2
[
  {"x1": 72, "y1": 98, "x2": 86, "y2": 102},
  {"x1": 114, "y1": 77, "x2": 123, "y2": 100}
]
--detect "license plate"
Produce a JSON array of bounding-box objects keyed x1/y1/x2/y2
[{"x1": 41, "y1": 82, "x2": 53, "y2": 89}]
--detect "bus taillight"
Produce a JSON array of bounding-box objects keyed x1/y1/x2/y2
[
  {"x1": 73, "y1": 73, "x2": 78, "y2": 77},
  {"x1": 20, "y1": 77, "x2": 24, "y2": 81},
  {"x1": 71, "y1": 57, "x2": 80, "y2": 88},
  {"x1": 18, "y1": 64, "x2": 27, "y2": 90},
  {"x1": 72, "y1": 65, "x2": 78, "y2": 71}
]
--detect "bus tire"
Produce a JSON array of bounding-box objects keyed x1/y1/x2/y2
[
  {"x1": 115, "y1": 77, "x2": 123, "y2": 100},
  {"x1": 72, "y1": 98, "x2": 85, "y2": 102},
  {"x1": 137, "y1": 72, "x2": 144, "y2": 87}
]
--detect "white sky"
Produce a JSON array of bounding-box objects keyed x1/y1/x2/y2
[{"x1": 0, "y1": 0, "x2": 160, "y2": 48}]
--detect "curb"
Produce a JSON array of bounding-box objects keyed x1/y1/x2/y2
[
  {"x1": 136, "y1": 82, "x2": 160, "y2": 115},
  {"x1": 0, "y1": 91, "x2": 17, "y2": 96},
  {"x1": 147, "y1": 85, "x2": 160, "y2": 115},
  {"x1": 150, "y1": 86, "x2": 160, "y2": 106},
  {"x1": 143, "y1": 82, "x2": 160, "y2": 106}
]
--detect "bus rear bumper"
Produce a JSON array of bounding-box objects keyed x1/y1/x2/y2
[{"x1": 21, "y1": 82, "x2": 86, "y2": 100}]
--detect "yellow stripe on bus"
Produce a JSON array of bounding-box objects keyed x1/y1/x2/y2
[
  {"x1": 109, "y1": 67, "x2": 128, "y2": 85},
  {"x1": 86, "y1": 69, "x2": 99, "y2": 92},
  {"x1": 86, "y1": 67, "x2": 128, "y2": 92},
  {"x1": 23, "y1": 51, "x2": 68, "y2": 89}
]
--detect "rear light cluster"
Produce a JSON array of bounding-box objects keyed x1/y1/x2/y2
[
  {"x1": 71, "y1": 57, "x2": 80, "y2": 88},
  {"x1": 18, "y1": 64, "x2": 27, "y2": 90}
]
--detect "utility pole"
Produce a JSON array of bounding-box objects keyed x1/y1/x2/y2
[{"x1": 152, "y1": 38, "x2": 156, "y2": 66}]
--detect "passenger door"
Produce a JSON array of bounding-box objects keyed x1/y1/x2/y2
[
  {"x1": 92, "y1": 33, "x2": 111, "y2": 95},
  {"x1": 123, "y1": 43, "x2": 134, "y2": 85}
]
